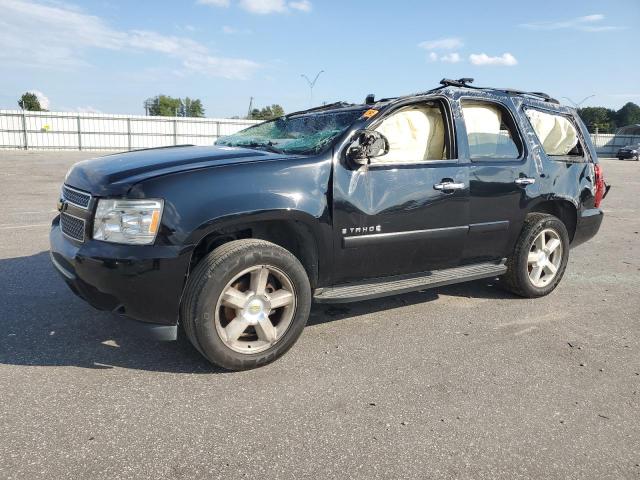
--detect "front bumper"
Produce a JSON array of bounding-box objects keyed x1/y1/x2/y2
[{"x1": 50, "y1": 216, "x2": 193, "y2": 340}]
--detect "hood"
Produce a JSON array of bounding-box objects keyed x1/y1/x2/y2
[{"x1": 64, "y1": 145, "x2": 288, "y2": 195}]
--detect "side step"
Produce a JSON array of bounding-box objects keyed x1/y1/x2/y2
[{"x1": 313, "y1": 261, "x2": 507, "y2": 303}]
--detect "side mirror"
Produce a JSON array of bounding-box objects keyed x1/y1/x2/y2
[{"x1": 346, "y1": 130, "x2": 389, "y2": 165}]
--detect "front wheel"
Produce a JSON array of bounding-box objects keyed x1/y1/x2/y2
[
  {"x1": 181, "y1": 239, "x2": 311, "y2": 370},
  {"x1": 501, "y1": 213, "x2": 570, "y2": 298}
]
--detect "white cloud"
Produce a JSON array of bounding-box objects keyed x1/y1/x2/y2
[
  {"x1": 418, "y1": 37, "x2": 463, "y2": 50},
  {"x1": 520, "y1": 14, "x2": 624, "y2": 32},
  {"x1": 469, "y1": 52, "x2": 518, "y2": 66},
  {"x1": 0, "y1": 0, "x2": 260, "y2": 79},
  {"x1": 197, "y1": 0, "x2": 230, "y2": 6},
  {"x1": 200, "y1": 0, "x2": 312, "y2": 14},
  {"x1": 27, "y1": 90, "x2": 50, "y2": 110},
  {"x1": 428, "y1": 52, "x2": 438, "y2": 62},
  {"x1": 289, "y1": 0, "x2": 311, "y2": 12},
  {"x1": 441, "y1": 52, "x2": 461, "y2": 63},
  {"x1": 239, "y1": 0, "x2": 287, "y2": 14}
]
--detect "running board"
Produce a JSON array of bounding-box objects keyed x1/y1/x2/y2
[{"x1": 314, "y1": 260, "x2": 507, "y2": 303}]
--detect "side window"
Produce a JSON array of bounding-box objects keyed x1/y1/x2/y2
[
  {"x1": 372, "y1": 103, "x2": 447, "y2": 163},
  {"x1": 524, "y1": 108, "x2": 583, "y2": 158},
  {"x1": 461, "y1": 100, "x2": 522, "y2": 160}
]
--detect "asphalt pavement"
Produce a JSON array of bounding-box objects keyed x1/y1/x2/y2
[{"x1": 0, "y1": 151, "x2": 638, "y2": 479}]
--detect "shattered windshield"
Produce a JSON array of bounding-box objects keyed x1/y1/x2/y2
[{"x1": 215, "y1": 109, "x2": 365, "y2": 155}]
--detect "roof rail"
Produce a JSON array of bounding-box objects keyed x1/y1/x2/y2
[{"x1": 500, "y1": 88, "x2": 559, "y2": 104}]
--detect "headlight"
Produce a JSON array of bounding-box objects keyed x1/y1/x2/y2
[{"x1": 93, "y1": 199, "x2": 164, "y2": 245}]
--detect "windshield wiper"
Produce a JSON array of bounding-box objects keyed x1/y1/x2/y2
[{"x1": 234, "y1": 141, "x2": 285, "y2": 154}]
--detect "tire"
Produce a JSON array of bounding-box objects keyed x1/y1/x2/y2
[
  {"x1": 501, "y1": 213, "x2": 570, "y2": 298},
  {"x1": 634, "y1": 155, "x2": 639, "y2": 161},
  {"x1": 181, "y1": 239, "x2": 311, "y2": 370}
]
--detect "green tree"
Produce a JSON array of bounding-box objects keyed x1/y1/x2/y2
[
  {"x1": 577, "y1": 107, "x2": 617, "y2": 133},
  {"x1": 18, "y1": 92, "x2": 43, "y2": 111},
  {"x1": 615, "y1": 102, "x2": 640, "y2": 127},
  {"x1": 180, "y1": 97, "x2": 205, "y2": 117},
  {"x1": 145, "y1": 95, "x2": 183, "y2": 116},
  {"x1": 145, "y1": 95, "x2": 206, "y2": 117},
  {"x1": 249, "y1": 104, "x2": 285, "y2": 120}
]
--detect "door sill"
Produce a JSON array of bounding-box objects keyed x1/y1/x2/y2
[{"x1": 314, "y1": 260, "x2": 507, "y2": 303}]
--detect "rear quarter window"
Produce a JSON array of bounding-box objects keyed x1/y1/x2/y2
[{"x1": 524, "y1": 108, "x2": 585, "y2": 161}]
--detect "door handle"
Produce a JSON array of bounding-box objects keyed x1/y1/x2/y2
[
  {"x1": 434, "y1": 181, "x2": 465, "y2": 191},
  {"x1": 515, "y1": 177, "x2": 536, "y2": 186}
]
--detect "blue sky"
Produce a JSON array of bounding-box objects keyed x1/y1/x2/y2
[{"x1": 0, "y1": 0, "x2": 638, "y2": 116}]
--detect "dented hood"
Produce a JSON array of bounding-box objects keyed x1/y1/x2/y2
[{"x1": 64, "y1": 145, "x2": 286, "y2": 196}]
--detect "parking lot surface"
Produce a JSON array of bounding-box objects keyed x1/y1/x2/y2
[{"x1": 0, "y1": 151, "x2": 638, "y2": 479}]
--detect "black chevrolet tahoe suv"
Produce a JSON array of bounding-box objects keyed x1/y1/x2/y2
[{"x1": 50, "y1": 79, "x2": 608, "y2": 370}]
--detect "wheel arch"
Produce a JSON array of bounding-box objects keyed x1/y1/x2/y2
[
  {"x1": 186, "y1": 210, "x2": 325, "y2": 290},
  {"x1": 527, "y1": 197, "x2": 578, "y2": 242}
]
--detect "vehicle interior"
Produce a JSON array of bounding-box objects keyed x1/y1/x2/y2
[{"x1": 373, "y1": 103, "x2": 447, "y2": 162}]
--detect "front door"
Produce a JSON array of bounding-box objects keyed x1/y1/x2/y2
[{"x1": 331, "y1": 100, "x2": 470, "y2": 284}]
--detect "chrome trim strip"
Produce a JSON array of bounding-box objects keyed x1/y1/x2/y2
[
  {"x1": 343, "y1": 225, "x2": 469, "y2": 248},
  {"x1": 468, "y1": 220, "x2": 510, "y2": 234},
  {"x1": 62, "y1": 184, "x2": 92, "y2": 210}
]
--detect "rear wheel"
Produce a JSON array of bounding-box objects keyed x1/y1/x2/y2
[
  {"x1": 501, "y1": 213, "x2": 570, "y2": 298},
  {"x1": 181, "y1": 239, "x2": 311, "y2": 370}
]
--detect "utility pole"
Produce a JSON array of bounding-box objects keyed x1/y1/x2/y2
[
  {"x1": 247, "y1": 97, "x2": 254, "y2": 119},
  {"x1": 562, "y1": 95, "x2": 595, "y2": 108},
  {"x1": 300, "y1": 70, "x2": 324, "y2": 108}
]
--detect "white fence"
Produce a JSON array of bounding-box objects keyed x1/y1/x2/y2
[
  {"x1": 591, "y1": 133, "x2": 640, "y2": 157},
  {"x1": 0, "y1": 110, "x2": 260, "y2": 151},
  {"x1": 1, "y1": 109, "x2": 638, "y2": 156}
]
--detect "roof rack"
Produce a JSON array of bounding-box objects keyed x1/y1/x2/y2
[
  {"x1": 440, "y1": 77, "x2": 475, "y2": 88},
  {"x1": 414, "y1": 78, "x2": 560, "y2": 104}
]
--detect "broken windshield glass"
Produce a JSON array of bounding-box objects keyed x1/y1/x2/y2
[{"x1": 216, "y1": 109, "x2": 366, "y2": 155}]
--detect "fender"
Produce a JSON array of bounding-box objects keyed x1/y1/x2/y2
[{"x1": 128, "y1": 153, "x2": 335, "y2": 283}]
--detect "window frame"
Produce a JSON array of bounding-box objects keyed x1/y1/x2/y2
[
  {"x1": 362, "y1": 96, "x2": 458, "y2": 168},
  {"x1": 522, "y1": 105, "x2": 588, "y2": 162},
  {"x1": 459, "y1": 97, "x2": 527, "y2": 164}
]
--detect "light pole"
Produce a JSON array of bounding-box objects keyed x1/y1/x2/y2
[
  {"x1": 301, "y1": 70, "x2": 324, "y2": 108},
  {"x1": 562, "y1": 95, "x2": 595, "y2": 108}
]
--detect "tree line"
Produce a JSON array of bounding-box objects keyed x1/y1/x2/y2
[
  {"x1": 576, "y1": 102, "x2": 639, "y2": 134},
  {"x1": 143, "y1": 95, "x2": 285, "y2": 120},
  {"x1": 16, "y1": 91, "x2": 286, "y2": 120}
]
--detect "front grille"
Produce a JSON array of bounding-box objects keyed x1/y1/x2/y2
[
  {"x1": 62, "y1": 185, "x2": 91, "y2": 209},
  {"x1": 60, "y1": 213, "x2": 86, "y2": 242}
]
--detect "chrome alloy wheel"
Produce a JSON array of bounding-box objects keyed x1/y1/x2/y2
[
  {"x1": 527, "y1": 228, "x2": 563, "y2": 288},
  {"x1": 214, "y1": 265, "x2": 296, "y2": 354}
]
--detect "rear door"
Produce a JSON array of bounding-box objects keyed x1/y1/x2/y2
[
  {"x1": 331, "y1": 98, "x2": 470, "y2": 284},
  {"x1": 457, "y1": 96, "x2": 537, "y2": 262}
]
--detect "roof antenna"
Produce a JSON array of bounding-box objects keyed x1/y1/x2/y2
[{"x1": 365, "y1": 94, "x2": 375, "y2": 104}]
